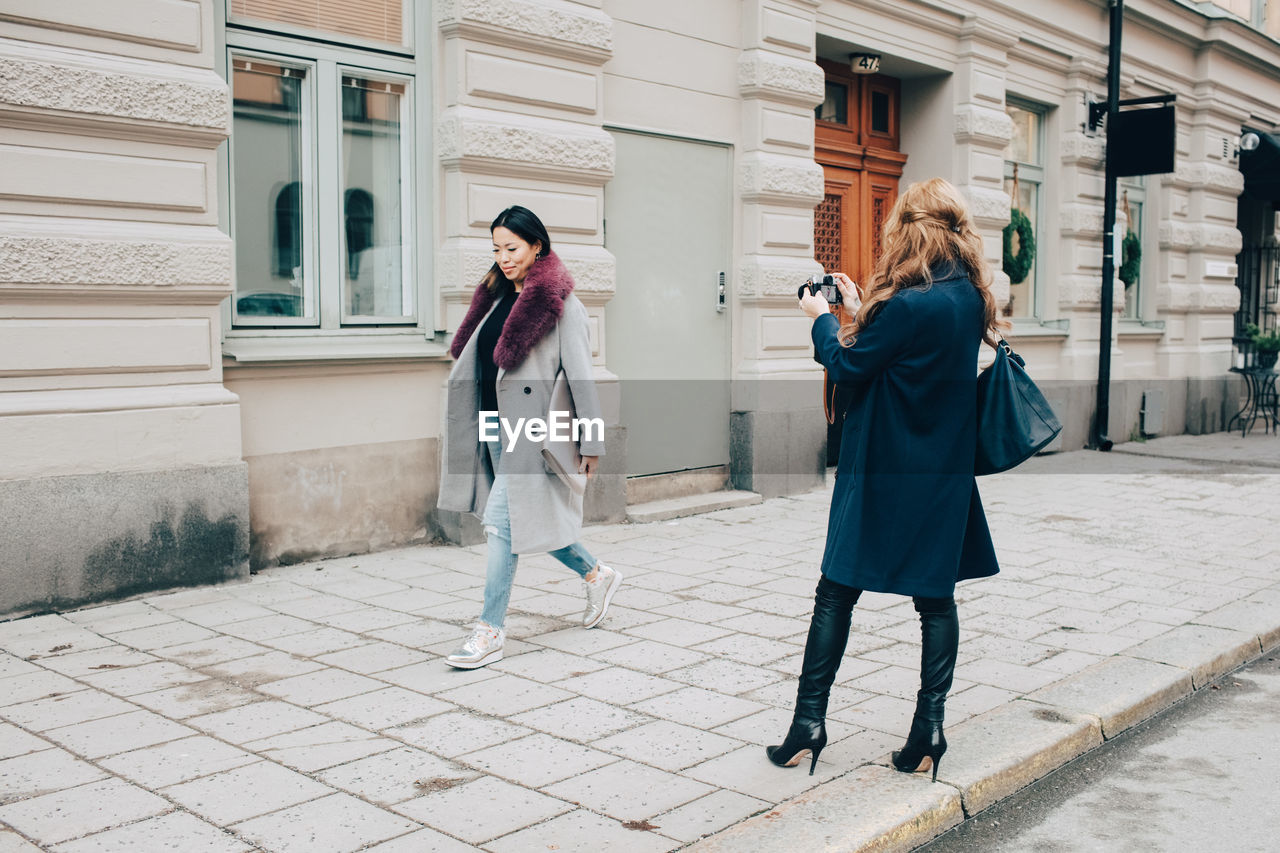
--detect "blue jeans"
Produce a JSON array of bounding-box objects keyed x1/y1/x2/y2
[{"x1": 479, "y1": 442, "x2": 598, "y2": 630}]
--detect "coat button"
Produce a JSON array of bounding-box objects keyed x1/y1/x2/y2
[{"x1": 523, "y1": 386, "x2": 532, "y2": 395}]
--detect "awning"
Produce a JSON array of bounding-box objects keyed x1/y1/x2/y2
[{"x1": 1240, "y1": 129, "x2": 1280, "y2": 202}]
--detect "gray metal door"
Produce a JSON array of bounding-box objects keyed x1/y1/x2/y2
[{"x1": 604, "y1": 130, "x2": 732, "y2": 476}]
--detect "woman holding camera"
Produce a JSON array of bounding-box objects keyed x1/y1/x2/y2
[
  {"x1": 767, "y1": 178, "x2": 1004, "y2": 779},
  {"x1": 437, "y1": 205, "x2": 621, "y2": 669}
]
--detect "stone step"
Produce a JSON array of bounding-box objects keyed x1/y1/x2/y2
[{"x1": 625, "y1": 489, "x2": 762, "y2": 523}]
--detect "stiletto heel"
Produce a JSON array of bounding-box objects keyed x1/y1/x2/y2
[
  {"x1": 765, "y1": 720, "x2": 827, "y2": 775},
  {"x1": 891, "y1": 717, "x2": 947, "y2": 783}
]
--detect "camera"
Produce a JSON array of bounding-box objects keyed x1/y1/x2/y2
[{"x1": 798, "y1": 273, "x2": 842, "y2": 305}]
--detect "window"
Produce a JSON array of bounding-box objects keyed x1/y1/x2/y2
[
  {"x1": 222, "y1": 2, "x2": 422, "y2": 332},
  {"x1": 1003, "y1": 101, "x2": 1045, "y2": 319},
  {"x1": 816, "y1": 81, "x2": 848, "y2": 125},
  {"x1": 1119, "y1": 178, "x2": 1145, "y2": 320}
]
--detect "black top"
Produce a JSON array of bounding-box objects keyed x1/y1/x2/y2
[{"x1": 477, "y1": 287, "x2": 516, "y2": 416}]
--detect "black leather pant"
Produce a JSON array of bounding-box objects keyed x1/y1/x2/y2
[{"x1": 793, "y1": 575, "x2": 959, "y2": 726}]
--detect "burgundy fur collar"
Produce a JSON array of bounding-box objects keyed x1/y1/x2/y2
[{"x1": 450, "y1": 250, "x2": 575, "y2": 369}]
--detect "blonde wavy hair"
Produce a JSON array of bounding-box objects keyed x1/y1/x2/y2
[{"x1": 839, "y1": 177, "x2": 1007, "y2": 349}]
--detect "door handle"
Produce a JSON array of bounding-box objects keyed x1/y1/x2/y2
[{"x1": 716, "y1": 271, "x2": 726, "y2": 313}]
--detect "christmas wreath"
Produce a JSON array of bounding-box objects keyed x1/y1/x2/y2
[
  {"x1": 1119, "y1": 229, "x2": 1142, "y2": 287},
  {"x1": 1003, "y1": 208, "x2": 1036, "y2": 284}
]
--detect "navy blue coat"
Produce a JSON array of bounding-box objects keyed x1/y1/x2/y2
[{"x1": 812, "y1": 266, "x2": 999, "y2": 598}]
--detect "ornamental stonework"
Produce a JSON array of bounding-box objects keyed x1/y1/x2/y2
[
  {"x1": 738, "y1": 153, "x2": 823, "y2": 204},
  {"x1": 1058, "y1": 203, "x2": 1106, "y2": 236},
  {"x1": 1169, "y1": 161, "x2": 1245, "y2": 194},
  {"x1": 953, "y1": 104, "x2": 1013, "y2": 146},
  {"x1": 437, "y1": 0, "x2": 613, "y2": 57},
  {"x1": 961, "y1": 185, "x2": 1011, "y2": 223},
  {"x1": 558, "y1": 251, "x2": 615, "y2": 294},
  {"x1": 437, "y1": 244, "x2": 615, "y2": 297},
  {"x1": 0, "y1": 57, "x2": 228, "y2": 132},
  {"x1": 1158, "y1": 221, "x2": 1242, "y2": 252},
  {"x1": 737, "y1": 50, "x2": 823, "y2": 107},
  {"x1": 1060, "y1": 132, "x2": 1106, "y2": 166},
  {"x1": 738, "y1": 256, "x2": 822, "y2": 297},
  {"x1": 0, "y1": 235, "x2": 231, "y2": 287},
  {"x1": 437, "y1": 112, "x2": 614, "y2": 175},
  {"x1": 1158, "y1": 280, "x2": 1246, "y2": 312}
]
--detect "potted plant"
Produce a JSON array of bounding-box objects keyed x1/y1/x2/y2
[{"x1": 1244, "y1": 323, "x2": 1280, "y2": 369}]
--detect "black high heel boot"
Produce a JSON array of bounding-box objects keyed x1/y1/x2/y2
[
  {"x1": 766, "y1": 720, "x2": 827, "y2": 775},
  {"x1": 766, "y1": 576, "x2": 861, "y2": 775},
  {"x1": 891, "y1": 715, "x2": 947, "y2": 781},
  {"x1": 891, "y1": 596, "x2": 958, "y2": 783}
]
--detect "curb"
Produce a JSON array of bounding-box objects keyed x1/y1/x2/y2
[{"x1": 684, "y1": 592, "x2": 1280, "y2": 852}]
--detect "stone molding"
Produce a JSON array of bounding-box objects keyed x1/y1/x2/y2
[
  {"x1": 0, "y1": 50, "x2": 228, "y2": 136},
  {"x1": 958, "y1": 17, "x2": 1020, "y2": 51},
  {"x1": 0, "y1": 233, "x2": 231, "y2": 288},
  {"x1": 1158, "y1": 221, "x2": 1242, "y2": 253},
  {"x1": 738, "y1": 49, "x2": 823, "y2": 108},
  {"x1": 738, "y1": 152, "x2": 823, "y2": 206},
  {"x1": 436, "y1": 239, "x2": 614, "y2": 298},
  {"x1": 960, "y1": 184, "x2": 1010, "y2": 224},
  {"x1": 1166, "y1": 161, "x2": 1246, "y2": 194},
  {"x1": 738, "y1": 255, "x2": 821, "y2": 298},
  {"x1": 1056, "y1": 272, "x2": 1118, "y2": 310},
  {"x1": 436, "y1": 0, "x2": 613, "y2": 63},
  {"x1": 954, "y1": 104, "x2": 1013, "y2": 147},
  {"x1": 0, "y1": 383, "x2": 240, "y2": 418},
  {"x1": 1157, "y1": 281, "x2": 1243, "y2": 313},
  {"x1": 437, "y1": 108, "x2": 614, "y2": 179},
  {"x1": 1058, "y1": 202, "x2": 1106, "y2": 237},
  {"x1": 1060, "y1": 131, "x2": 1106, "y2": 166}
]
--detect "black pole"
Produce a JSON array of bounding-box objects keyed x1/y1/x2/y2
[{"x1": 1093, "y1": 0, "x2": 1122, "y2": 451}]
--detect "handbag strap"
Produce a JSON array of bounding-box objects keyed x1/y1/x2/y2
[{"x1": 994, "y1": 338, "x2": 1026, "y2": 368}]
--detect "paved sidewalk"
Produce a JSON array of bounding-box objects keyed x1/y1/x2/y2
[{"x1": 1, "y1": 435, "x2": 1278, "y2": 852}]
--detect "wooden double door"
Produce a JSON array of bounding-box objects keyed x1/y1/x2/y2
[
  {"x1": 813, "y1": 60, "x2": 906, "y2": 291},
  {"x1": 813, "y1": 61, "x2": 906, "y2": 463}
]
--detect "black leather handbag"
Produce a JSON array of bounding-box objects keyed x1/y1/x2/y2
[{"x1": 975, "y1": 340, "x2": 1062, "y2": 475}]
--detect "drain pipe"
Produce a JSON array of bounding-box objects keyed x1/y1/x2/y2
[{"x1": 1093, "y1": 0, "x2": 1122, "y2": 452}]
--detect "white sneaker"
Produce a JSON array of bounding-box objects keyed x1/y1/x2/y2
[
  {"x1": 446, "y1": 624, "x2": 504, "y2": 669},
  {"x1": 583, "y1": 564, "x2": 622, "y2": 629}
]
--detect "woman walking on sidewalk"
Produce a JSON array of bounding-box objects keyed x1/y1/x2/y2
[
  {"x1": 767, "y1": 178, "x2": 1004, "y2": 778},
  {"x1": 438, "y1": 206, "x2": 621, "y2": 669}
]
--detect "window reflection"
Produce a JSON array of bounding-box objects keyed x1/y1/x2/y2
[
  {"x1": 232, "y1": 59, "x2": 309, "y2": 321},
  {"x1": 816, "y1": 81, "x2": 848, "y2": 124},
  {"x1": 341, "y1": 76, "x2": 408, "y2": 320}
]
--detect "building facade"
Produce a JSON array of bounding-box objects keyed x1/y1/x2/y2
[{"x1": 3, "y1": 0, "x2": 1278, "y2": 617}]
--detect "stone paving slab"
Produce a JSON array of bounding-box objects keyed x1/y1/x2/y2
[
  {"x1": 0, "y1": 434, "x2": 1277, "y2": 851},
  {"x1": 687, "y1": 764, "x2": 964, "y2": 853}
]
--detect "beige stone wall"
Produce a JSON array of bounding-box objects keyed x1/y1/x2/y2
[
  {"x1": 0, "y1": 2, "x2": 239, "y2": 475},
  {"x1": 222, "y1": 359, "x2": 446, "y2": 566},
  {"x1": 0, "y1": 0, "x2": 248, "y2": 614}
]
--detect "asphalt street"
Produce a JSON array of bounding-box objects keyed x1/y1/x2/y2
[{"x1": 917, "y1": 649, "x2": 1280, "y2": 853}]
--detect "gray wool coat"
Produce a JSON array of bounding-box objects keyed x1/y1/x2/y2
[{"x1": 438, "y1": 270, "x2": 604, "y2": 554}]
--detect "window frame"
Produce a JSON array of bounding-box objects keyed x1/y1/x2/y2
[
  {"x1": 1003, "y1": 97, "x2": 1048, "y2": 321},
  {"x1": 1119, "y1": 176, "x2": 1146, "y2": 321},
  {"x1": 226, "y1": 51, "x2": 321, "y2": 328},
  {"x1": 215, "y1": 1, "x2": 435, "y2": 346},
  {"x1": 335, "y1": 68, "x2": 416, "y2": 326}
]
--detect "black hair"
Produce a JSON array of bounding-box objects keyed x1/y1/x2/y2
[{"x1": 483, "y1": 206, "x2": 551, "y2": 292}]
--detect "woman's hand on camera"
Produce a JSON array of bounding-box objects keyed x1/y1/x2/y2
[
  {"x1": 798, "y1": 289, "x2": 829, "y2": 320},
  {"x1": 579, "y1": 455, "x2": 599, "y2": 480},
  {"x1": 831, "y1": 272, "x2": 861, "y2": 311}
]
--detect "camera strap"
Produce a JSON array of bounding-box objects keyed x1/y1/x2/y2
[{"x1": 821, "y1": 304, "x2": 854, "y2": 425}]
